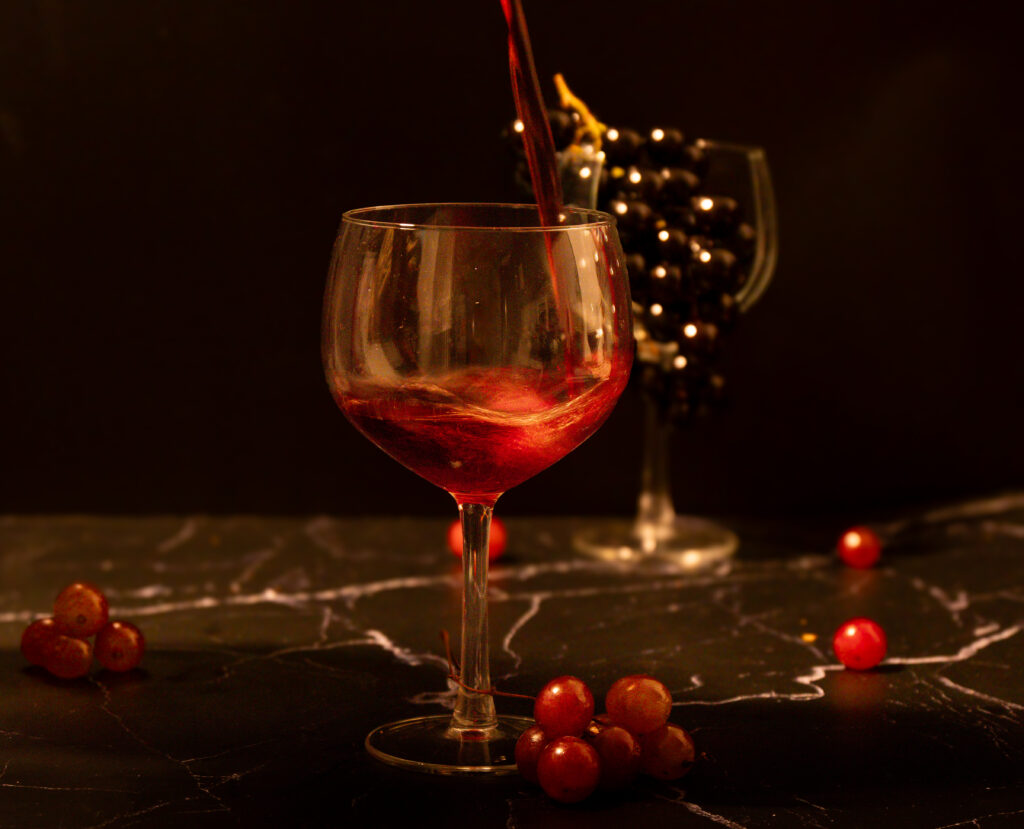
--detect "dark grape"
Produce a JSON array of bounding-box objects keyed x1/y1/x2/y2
[
  {"x1": 648, "y1": 264, "x2": 692, "y2": 310},
  {"x1": 689, "y1": 246, "x2": 740, "y2": 292},
  {"x1": 660, "y1": 167, "x2": 701, "y2": 202},
  {"x1": 678, "y1": 320, "x2": 720, "y2": 357},
  {"x1": 608, "y1": 200, "x2": 656, "y2": 240},
  {"x1": 698, "y1": 291, "x2": 739, "y2": 331},
  {"x1": 654, "y1": 228, "x2": 691, "y2": 264},
  {"x1": 647, "y1": 127, "x2": 686, "y2": 165},
  {"x1": 618, "y1": 166, "x2": 664, "y2": 202},
  {"x1": 680, "y1": 141, "x2": 710, "y2": 177},
  {"x1": 602, "y1": 127, "x2": 644, "y2": 165},
  {"x1": 548, "y1": 110, "x2": 577, "y2": 150},
  {"x1": 624, "y1": 251, "x2": 648, "y2": 279},
  {"x1": 692, "y1": 195, "x2": 741, "y2": 234},
  {"x1": 642, "y1": 303, "x2": 681, "y2": 343},
  {"x1": 660, "y1": 202, "x2": 699, "y2": 233}
]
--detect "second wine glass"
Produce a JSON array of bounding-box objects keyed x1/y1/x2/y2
[
  {"x1": 322, "y1": 203, "x2": 633, "y2": 773},
  {"x1": 571, "y1": 140, "x2": 779, "y2": 569}
]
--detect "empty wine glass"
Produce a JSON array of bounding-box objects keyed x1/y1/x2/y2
[
  {"x1": 571, "y1": 141, "x2": 779, "y2": 569},
  {"x1": 322, "y1": 203, "x2": 633, "y2": 773}
]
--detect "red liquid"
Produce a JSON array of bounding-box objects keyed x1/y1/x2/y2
[
  {"x1": 336, "y1": 367, "x2": 627, "y2": 505},
  {"x1": 501, "y1": 0, "x2": 563, "y2": 226}
]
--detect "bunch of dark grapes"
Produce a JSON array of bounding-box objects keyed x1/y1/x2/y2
[{"x1": 505, "y1": 113, "x2": 756, "y2": 423}]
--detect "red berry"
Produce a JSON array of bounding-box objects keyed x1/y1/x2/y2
[
  {"x1": 587, "y1": 723, "x2": 642, "y2": 790},
  {"x1": 833, "y1": 617, "x2": 887, "y2": 670},
  {"x1": 53, "y1": 582, "x2": 109, "y2": 637},
  {"x1": 43, "y1": 635, "x2": 93, "y2": 679},
  {"x1": 837, "y1": 526, "x2": 882, "y2": 569},
  {"x1": 606, "y1": 674, "x2": 673, "y2": 735},
  {"x1": 639, "y1": 723, "x2": 696, "y2": 781},
  {"x1": 20, "y1": 618, "x2": 60, "y2": 666},
  {"x1": 534, "y1": 676, "x2": 594, "y2": 738},
  {"x1": 447, "y1": 516, "x2": 507, "y2": 561},
  {"x1": 536, "y1": 736, "x2": 600, "y2": 803},
  {"x1": 514, "y1": 724, "x2": 549, "y2": 783},
  {"x1": 95, "y1": 621, "x2": 146, "y2": 672}
]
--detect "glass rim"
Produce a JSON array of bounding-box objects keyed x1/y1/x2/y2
[{"x1": 341, "y1": 202, "x2": 616, "y2": 232}]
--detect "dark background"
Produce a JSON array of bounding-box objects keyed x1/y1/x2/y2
[{"x1": 1, "y1": 1, "x2": 1021, "y2": 519}]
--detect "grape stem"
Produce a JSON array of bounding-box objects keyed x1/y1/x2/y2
[
  {"x1": 440, "y1": 630, "x2": 535, "y2": 702},
  {"x1": 553, "y1": 73, "x2": 606, "y2": 150}
]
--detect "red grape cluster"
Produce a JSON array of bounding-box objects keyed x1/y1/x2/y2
[
  {"x1": 20, "y1": 582, "x2": 146, "y2": 678},
  {"x1": 516, "y1": 674, "x2": 694, "y2": 803}
]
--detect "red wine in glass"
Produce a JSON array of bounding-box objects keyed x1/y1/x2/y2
[{"x1": 339, "y1": 365, "x2": 628, "y2": 505}]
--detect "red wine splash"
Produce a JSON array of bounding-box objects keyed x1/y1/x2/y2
[{"x1": 501, "y1": 0, "x2": 564, "y2": 227}]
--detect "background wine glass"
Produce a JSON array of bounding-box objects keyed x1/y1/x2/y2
[
  {"x1": 570, "y1": 141, "x2": 779, "y2": 569},
  {"x1": 322, "y1": 203, "x2": 633, "y2": 773}
]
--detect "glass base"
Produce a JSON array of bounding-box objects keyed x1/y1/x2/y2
[
  {"x1": 365, "y1": 714, "x2": 534, "y2": 775},
  {"x1": 573, "y1": 515, "x2": 738, "y2": 570}
]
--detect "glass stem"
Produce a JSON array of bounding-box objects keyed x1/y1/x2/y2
[
  {"x1": 634, "y1": 393, "x2": 677, "y2": 551},
  {"x1": 450, "y1": 502, "x2": 498, "y2": 732}
]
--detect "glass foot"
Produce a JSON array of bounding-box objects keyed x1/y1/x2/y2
[
  {"x1": 365, "y1": 714, "x2": 534, "y2": 775},
  {"x1": 573, "y1": 515, "x2": 738, "y2": 570}
]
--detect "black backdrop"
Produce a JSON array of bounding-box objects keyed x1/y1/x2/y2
[{"x1": 2, "y1": 1, "x2": 1022, "y2": 518}]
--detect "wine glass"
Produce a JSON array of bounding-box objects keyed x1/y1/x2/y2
[
  {"x1": 570, "y1": 141, "x2": 779, "y2": 569},
  {"x1": 322, "y1": 203, "x2": 633, "y2": 773}
]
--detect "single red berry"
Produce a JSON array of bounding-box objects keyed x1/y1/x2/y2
[
  {"x1": 53, "y1": 582, "x2": 109, "y2": 637},
  {"x1": 534, "y1": 676, "x2": 594, "y2": 738},
  {"x1": 95, "y1": 620, "x2": 146, "y2": 672},
  {"x1": 833, "y1": 617, "x2": 887, "y2": 670},
  {"x1": 20, "y1": 618, "x2": 61, "y2": 666},
  {"x1": 536, "y1": 736, "x2": 601, "y2": 803},
  {"x1": 837, "y1": 526, "x2": 882, "y2": 569},
  {"x1": 43, "y1": 635, "x2": 93, "y2": 679},
  {"x1": 587, "y1": 723, "x2": 642, "y2": 790},
  {"x1": 514, "y1": 724, "x2": 549, "y2": 784},
  {"x1": 606, "y1": 674, "x2": 673, "y2": 735},
  {"x1": 447, "y1": 516, "x2": 507, "y2": 561},
  {"x1": 639, "y1": 723, "x2": 696, "y2": 781}
]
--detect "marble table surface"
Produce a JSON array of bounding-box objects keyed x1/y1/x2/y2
[{"x1": 1, "y1": 496, "x2": 1023, "y2": 828}]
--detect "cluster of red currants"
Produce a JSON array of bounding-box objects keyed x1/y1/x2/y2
[
  {"x1": 516, "y1": 674, "x2": 694, "y2": 803},
  {"x1": 832, "y1": 526, "x2": 888, "y2": 670},
  {"x1": 19, "y1": 582, "x2": 145, "y2": 679}
]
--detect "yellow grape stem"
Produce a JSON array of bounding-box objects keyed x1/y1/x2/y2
[{"x1": 553, "y1": 73, "x2": 606, "y2": 151}]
